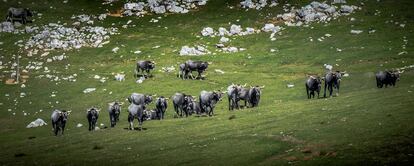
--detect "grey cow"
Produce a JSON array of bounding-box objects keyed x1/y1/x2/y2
[
  {"x1": 199, "y1": 90, "x2": 223, "y2": 116},
  {"x1": 376, "y1": 71, "x2": 400, "y2": 88},
  {"x1": 184, "y1": 60, "x2": 208, "y2": 80},
  {"x1": 177, "y1": 63, "x2": 189, "y2": 79},
  {"x1": 87, "y1": 108, "x2": 99, "y2": 131},
  {"x1": 324, "y1": 71, "x2": 342, "y2": 98},
  {"x1": 155, "y1": 96, "x2": 168, "y2": 120},
  {"x1": 172, "y1": 93, "x2": 193, "y2": 117},
  {"x1": 51, "y1": 109, "x2": 68, "y2": 136},
  {"x1": 127, "y1": 104, "x2": 146, "y2": 130},
  {"x1": 108, "y1": 102, "x2": 121, "y2": 127},
  {"x1": 6, "y1": 7, "x2": 33, "y2": 24},
  {"x1": 227, "y1": 84, "x2": 241, "y2": 110},
  {"x1": 306, "y1": 76, "x2": 322, "y2": 99},
  {"x1": 136, "y1": 60, "x2": 155, "y2": 77},
  {"x1": 238, "y1": 87, "x2": 250, "y2": 108},
  {"x1": 128, "y1": 93, "x2": 153, "y2": 106}
]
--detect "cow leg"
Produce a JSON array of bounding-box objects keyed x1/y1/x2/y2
[
  {"x1": 228, "y1": 97, "x2": 232, "y2": 110},
  {"x1": 317, "y1": 90, "x2": 320, "y2": 98},
  {"x1": 197, "y1": 70, "x2": 202, "y2": 79},
  {"x1": 306, "y1": 85, "x2": 310, "y2": 99},
  {"x1": 323, "y1": 82, "x2": 327, "y2": 98},
  {"x1": 61, "y1": 124, "x2": 65, "y2": 135},
  {"x1": 88, "y1": 121, "x2": 92, "y2": 131},
  {"x1": 329, "y1": 84, "x2": 333, "y2": 97}
]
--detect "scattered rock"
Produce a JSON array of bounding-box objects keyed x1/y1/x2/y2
[{"x1": 26, "y1": 118, "x2": 47, "y2": 128}]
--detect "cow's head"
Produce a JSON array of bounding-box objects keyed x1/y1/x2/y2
[
  {"x1": 25, "y1": 8, "x2": 33, "y2": 17},
  {"x1": 149, "y1": 61, "x2": 156, "y2": 69},
  {"x1": 60, "y1": 110, "x2": 68, "y2": 122},
  {"x1": 145, "y1": 95, "x2": 153, "y2": 105}
]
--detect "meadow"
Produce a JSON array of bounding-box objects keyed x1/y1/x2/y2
[{"x1": 0, "y1": 0, "x2": 413, "y2": 165}]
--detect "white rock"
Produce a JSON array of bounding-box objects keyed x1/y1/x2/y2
[
  {"x1": 219, "y1": 37, "x2": 230, "y2": 43},
  {"x1": 112, "y1": 47, "x2": 120, "y2": 53},
  {"x1": 83, "y1": 88, "x2": 96, "y2": 93},
  {"x1": 201, "y1": 27, "x2": 214, "y2": 36},
  {"x1": 350, "y1": 30, "x2": 363, "y2": 34},
  {"x1": 26, "y1": 118, "x2": 47, "y2": 128}
]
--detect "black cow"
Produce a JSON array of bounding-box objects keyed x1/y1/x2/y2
[
  {"x1": 324, "y1": 71, "x2": 342, "y2": 98},
  {"x1": 155, "y1": 96, "x2": 168, "y2": 120},
  {"x1": 108, "y1": 102, "x2": 121, "y2": 127},
  {"x1": 306, "y1": 76, "x2": 322, "y2": 99},
  {"x1": 87, "y1": 108, "x2": 99, "y2": 131},
  {"x1": 128, "y1": 104, "x2": 146, "y2": 130},
  {"x1": 376, "y1": 71, "x2": 400, "y2": 88},
  {"x1": 248, "y1": 86, "x2": 263, "y2": 107},
  {"x1": 136, "y1": 60, "x2": 155, "y2": 77},
  {"x1": 6, "y1": 7, "x2": 33, "y2": 24},
  {"x1": 51, "y1": 109, "x2": 68, "y2": 136},
  {"x1": 184, "y1": 60, "x2": 208, "y2": 79},
  {"x1": 199, "y1": 90, "x2": 223, "y2": 116}
]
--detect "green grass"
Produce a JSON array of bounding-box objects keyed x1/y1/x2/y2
[{"x1": 0, "y1": 0, "x2": 414, "y2": 165}]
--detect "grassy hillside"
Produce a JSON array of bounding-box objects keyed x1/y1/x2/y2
[{"x1": 0, "y1": 0, "x2": 413, "y2": 165}]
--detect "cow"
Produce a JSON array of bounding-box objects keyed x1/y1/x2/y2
[
  {"x1": 227, "y1": 84, "x2": 241, "y2": 110},
  {"x1": 127, "y1": 104, "x2": 146, "y2": 130},
  {"x1": 199, "y1": 90, "x2": 223, "y2": 116},
  {"x1": 186, "y1": 100, "x2": 201, "y2": 115},
  {"x1": 184, "y1": 60, "x2": 208, "y2": 80},
  {"x1": 172, "y1": 93, "x2": 193, "y2": 117},
  {"x1": 51, "y1": 109, "x2": 68, "y2": 136},
  {"x1": 248, "y1": 86, "x2": 263, "y2": 107},
  {"x1": 376, "y1": 70, "x2": 400, "y2": 88},
  {"x1": 6, "y1": 7, "x2": 33, "y2": 24},
  {"x1": 128, "y1": 93, "x2": 153, "y2": 106},
  {"x1": 177, "y1": 63, "x2": 188, "y2": 79},
  {"x1": 135, "y1": 60, "x2": 155, "y2": 77},
  {"x1": 144, "y1": 109, "x2": 158, "y2": 120},
  {"x1": 238, "y1": 87, "x2": 251, "y2": 108},
  {"x1": 324, "y1": 71, "x2": 342, "y2": 97},
  {"x1": 155, "y1": 96, "x2": 168, "y2": 120},
  {"x1": 305, "y1": 76, "x2": 322, "y2": 99},
  {"x1": 87, "y1": 108, "x2": 99, "y2": 131},
  {"x1": 108, "y1": 102, "x2": 121, "y2": 127}
]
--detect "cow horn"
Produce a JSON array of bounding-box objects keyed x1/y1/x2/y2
[
  {"x1": 207, "y1": 62, "x2": 212, "y2": 65},
  {"x1": 192, "y1": 96, "x2": 196, "y2": 98},
  {"x1": 260, "y1": 85, "x2": 265, "y2": 89}
]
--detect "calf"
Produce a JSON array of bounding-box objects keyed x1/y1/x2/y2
[
  {"x1": 305, "y1": 76, "x2": 322, "y2": 99},
  {"x1": 87, "y1": 108, "x2": 99, "y2": 131},
  {"x1": 108, "y1": 102, "x2": 121, "y2": 127},
  {"x1": 186, "y1": 100, "x2": 201, "y2": 115},
  {"x1": 136, "y1": 60, "x2": 155, "y2": 77},
  {"x1": 155, "y1": 96, "x2": 168, "y2": 120},
  {"x1": 127, "y1": 104, "x2": 146, "y2": 130},
  {"x1": 376, "y1": 71, "x2": 400, "y2": 88},
  {"x1": 51, "y1": 109, "x2": 68, "y2": 136}
]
